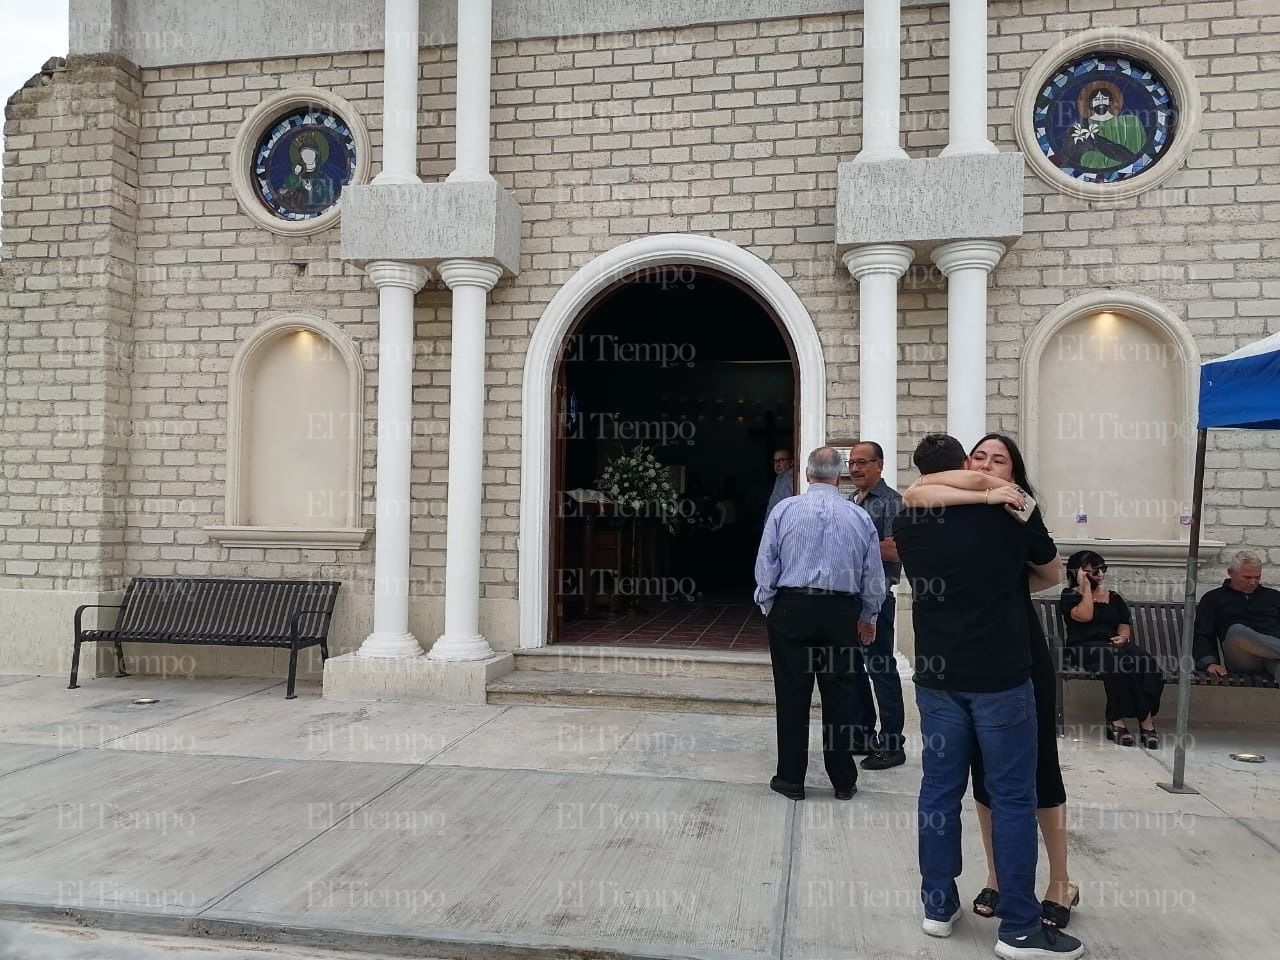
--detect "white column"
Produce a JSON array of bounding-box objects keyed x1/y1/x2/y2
[
  {"x1": 359, "y1": 261, "x2": 430, "y2": 659},
  {"x1": 430, "y1": 259, "x2": 504, "y2": 662},
  {"x1": 941, "y1": 0, "x2": 998, "y2": 157},
  {"x1": 374, "y1": 0, "x2": 423, "y2": 185},
  {"x1": 855, "y1": 0, "x2": 908, "y2": 163},
  {"x1": 933, "y1": 240, "x2": 1005, "y2": 449},
  {"x1": 843, "y1": 244, "x2": 914, "y2": 488},
  {"x1": 447, "y1": 0, "x2": 495, "y2": 182}
]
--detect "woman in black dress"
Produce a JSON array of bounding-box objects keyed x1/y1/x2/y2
[
  {"x1": 903, "y1": 433, "x2": 1077, "y2": 928},
  {"x1": 1060, "y1": 550, "x2": 1164, "y2": 748}
]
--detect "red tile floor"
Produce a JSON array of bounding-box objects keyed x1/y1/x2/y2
[{"x1": 556, "y1": 601, "x2": 768, "y2": 652}]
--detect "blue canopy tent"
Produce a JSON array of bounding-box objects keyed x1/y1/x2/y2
[{"x1": 1162, "y1": 332, "x2": 1280, "y2": 793}]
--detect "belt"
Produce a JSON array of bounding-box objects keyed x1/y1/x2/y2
[{"x1": 777, "y1": 587, "x2": 859, "y2": 598}]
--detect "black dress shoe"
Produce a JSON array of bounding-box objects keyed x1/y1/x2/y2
[
  {"x1": 770, "y1": 776, "x2": 805, "y2": 800},
  {"x1": 861, "y1": 749, "x2": 907, "y2": 770},
  {"x1": 833, "y1": 785, "x2": 857, "y2": 800}
]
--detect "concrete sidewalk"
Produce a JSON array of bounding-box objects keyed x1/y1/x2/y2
[{"x1": 0, "y1": 674, "x2": 1275, "y2": 959}]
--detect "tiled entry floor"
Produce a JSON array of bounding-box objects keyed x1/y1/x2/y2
[{"x1": 557, "y1": 601, "x2": 767, "y2": 651}]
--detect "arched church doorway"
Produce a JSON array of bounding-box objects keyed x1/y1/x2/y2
[{"x1": 549, "y1": 266, "x2": 797, "y2": 649}]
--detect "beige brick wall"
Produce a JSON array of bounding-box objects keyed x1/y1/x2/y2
[
  {"x1": 1, "y1": 54, "x2": 140, "y2": 594},
  {"x1": 2, "y1": 0, "x2": 1277, "y2": 643}
]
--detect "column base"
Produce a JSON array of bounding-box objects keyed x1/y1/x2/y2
[
  {"x1": 428, "y1": 634, "x2": 495, "y2": 663},
  {"x1": 371, "y1": 171, "x2": 423, "y2": 186},
  {"x1": 851, "y1": 147, "x2": 910, "y2": 164},
  {"x1": 940, "y1": 141, "x2": 999, "y2": 158},
  {"x1": 322, "y1": 651, "x2": 514, "y2": 704},
  {"x1": 356, "y1": 632, "x2": 425, "y2": 660}
]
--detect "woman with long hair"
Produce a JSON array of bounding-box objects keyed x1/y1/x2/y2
[{"x1": 903, "y1": 433, "x2": 1078, "y2": 929}]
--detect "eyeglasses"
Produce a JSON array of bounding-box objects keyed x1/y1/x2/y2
[
  {"x1": 772, "y1": 457, "x2": 792, "y2": 464},
  {"x1": 1085, "y1": 566, "x2": 1107, "y2": 575},
  {"x1": 848, "y1": 458, "x2": 882, "y2": 468}
]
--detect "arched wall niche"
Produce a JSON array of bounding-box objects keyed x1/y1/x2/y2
[
  {"x1": 206, "y1": 314, "x2": 370, "y2": 549},
  {"x1": 1022, "y1": 291, "x2": 1200, "y2": 547}
]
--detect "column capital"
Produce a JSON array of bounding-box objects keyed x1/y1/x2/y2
[
  {"x1": 843, "y1": 243, "x2": 915, "y2": 282},
  {"x1": 367, "y1": 260, "x2": 431, "y2": 292},
  {"x1": 931, "y1": 239, "x2": 1005, "y2": 276},
  {"x1": 439, "y1": 259, "x2": 504, "y2": 291}
]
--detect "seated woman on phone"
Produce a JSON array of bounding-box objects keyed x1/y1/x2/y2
[{"x1": 1060, "y1": 550, "x2": 1164, "y2": 749}]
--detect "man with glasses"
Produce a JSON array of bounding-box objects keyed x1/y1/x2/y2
[
  {"x1": 766, "y1": 449, "x2": 795, "y2": 520},
  {"x1": 846, "y1": 441, "x2": 907, "y2": 770}
]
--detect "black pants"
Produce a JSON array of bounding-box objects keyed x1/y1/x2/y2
[
  {"x1": 851, "y1": 594, "x2": 905, "y2": 752},
  {"x1": 1070, "y1": 642, "x2": 1165, "y2": 723},
  {"x1": 766, "y1": 591, "x2": 861, "y2": 789}
]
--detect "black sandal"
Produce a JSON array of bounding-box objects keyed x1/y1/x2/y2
[
  {"x1": 1041, "y1": 883, "x2": 1080, "y2": 928},
  {"x1": 1140, "y1": 725, "x2": 1159, "y2": 749},
  {"x1": 1105, "y1": 722, "x2": 1135, "y2": 747},
  {"x1": 973, "y1": 887, "x2": 999, "y2": 918}
]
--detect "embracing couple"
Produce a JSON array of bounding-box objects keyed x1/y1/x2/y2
[{"x1": 894, "y1": 433, "x2": 1086, "y2": 960}]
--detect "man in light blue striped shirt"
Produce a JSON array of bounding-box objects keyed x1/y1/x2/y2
[{"x1": 754, "y1": 446, "x2": 886, "y2": 801}]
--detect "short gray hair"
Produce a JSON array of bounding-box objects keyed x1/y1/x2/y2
[
  {"x1": 806, "y1": 446, "x2": 844, "y2": 482},
  {"x1": 1227, "y1": 550, "x2": 1264, "y2": 572}
]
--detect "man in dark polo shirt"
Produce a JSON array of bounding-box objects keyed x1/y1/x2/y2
[
  {"x1": 895, "y1": 435, "x2": 1081, "y2": 960},
  {"x1": 1193, "y1": 550, "x2": 1280, "y2": 682},
  {"x1": 846, "y1": 440, "x2": 907, "y2": 770}
]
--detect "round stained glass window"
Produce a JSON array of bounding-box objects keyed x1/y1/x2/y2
[
  {"x1": 1033, "y1": 53, "x2": 1177, "y2": 185},
  {"x1": 252, "y1": 108, "x2": 357, "y2": 222}
]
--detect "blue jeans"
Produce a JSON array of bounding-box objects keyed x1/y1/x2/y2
[
  {"x1": 916, "y1": 680, "x2": 1040, "y2": 939},
  {"x1": 851, "y1": 595, "x2": 904, "y2": 751}
]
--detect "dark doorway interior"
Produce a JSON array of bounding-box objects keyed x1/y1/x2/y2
[{"x1": 551, "y1": 267, "x2": 796, "y2": 648}]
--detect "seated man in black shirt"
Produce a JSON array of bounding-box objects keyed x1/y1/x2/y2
[
  {"x1": 895, "y1": 435, "x2": 1079, "y2": 960},
  {"x1": 1194, "y1": 551, "x2": 1280, "y2": 683}
]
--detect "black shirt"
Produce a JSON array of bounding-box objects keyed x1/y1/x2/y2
[
  {"x1": 1193, "y1": 581, "x2": 1280, "y2": 667},
  {"x1": 896, "y1": 504, "x2": 1058, "y2": 693},
  {"x1": 850, "y1": 479, "x2": 903, "y2": 584},
  {"x1": 1060, "y1": 590, "x2": 1132, "y2": 646}
]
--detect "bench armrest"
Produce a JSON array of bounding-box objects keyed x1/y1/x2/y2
[{"x1": 74, "y1": 603, "x2": 125, "y2": 635}]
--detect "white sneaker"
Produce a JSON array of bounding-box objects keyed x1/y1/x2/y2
[{"x1": 922, "y1": 907, "x2": 962, "y2": 938}]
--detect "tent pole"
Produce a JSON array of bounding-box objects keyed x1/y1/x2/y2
[{"x1": 1161, "y1": 427, "x2": 1207, "y2": 795}]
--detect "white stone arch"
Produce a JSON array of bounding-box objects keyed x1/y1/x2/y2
[
  {"x1": 1021, "y1": 290, "x2": 1201, "y2": 543},
  {"x1": 517, "y1": 234, "x2": 827, "y2": 648},
  {"x1": 206, "y1": 314, "x2": 370, "y2": 549}
]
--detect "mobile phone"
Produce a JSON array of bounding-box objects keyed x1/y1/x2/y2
[{"x1": 1004, "y1": 488, "x2": 1036, "y2": 524}]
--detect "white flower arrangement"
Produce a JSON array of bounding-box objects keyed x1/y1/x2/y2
[{"x1": 596, "y1": 444, "x2": 682, "y2": 533}]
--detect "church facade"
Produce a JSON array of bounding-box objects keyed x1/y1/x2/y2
[{"x1": 1, "y1": 0, "x2": 1275, "y2": 695}]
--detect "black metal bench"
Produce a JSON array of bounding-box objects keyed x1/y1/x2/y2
[
  {"x1": 72, "y1": 577, "x2": 341, "y2": 699},
  {"x1": 1032, "y1": 596, "x2": 1279, "y2": 733}
]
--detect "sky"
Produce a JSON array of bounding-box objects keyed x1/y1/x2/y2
[
  {"x1": 0, "y1": 1, "x2": 69, "y2": 231},
  {"x1": 1, "y1": 1, "x2": 71, "y2": 139}
]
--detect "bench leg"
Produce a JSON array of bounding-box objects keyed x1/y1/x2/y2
[
  {"x1": 113, "y1": 641, "x2": 129, "y2": 678},
  {"x1": 286, "y1": 644, "x2": 299, "y2": 699},
  {"x1": 320, "y1": 639, "x2": 329, "y2": 662},
  {"x1": 69, "y1": 638, "x2": 83, "y2": 690}
]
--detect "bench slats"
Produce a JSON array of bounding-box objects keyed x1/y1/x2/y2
[{"x1": 114, "y1": 578, "x2": 338, "y2": 640}]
